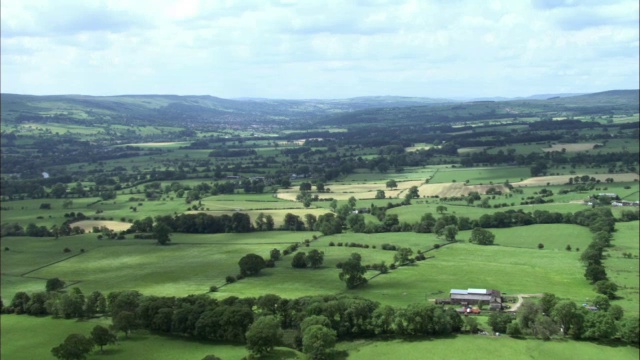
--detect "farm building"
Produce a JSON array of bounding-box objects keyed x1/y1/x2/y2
[
  {"x1": 612, "y1": 200, "x2": 640, "y2": 207},
  {"x1": 449, "y1": 288, "x2": 503, "y2": 310}
]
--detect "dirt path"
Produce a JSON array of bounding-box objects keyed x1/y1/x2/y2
[{"x1": 505, "y1": 293, "x2": 543, "y2": 312}]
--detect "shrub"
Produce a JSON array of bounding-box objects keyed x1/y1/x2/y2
[
  {"x1": 538, "y1": 243, "x2": 544, "y2": 250},
  {"x1": 226, "y1": 275, "x2": 236, "y2": 284},
  {"x1": 63, "y1": 247, "x2": 71, "y2": 253},
  {"x1": 209, "y1": 286, "x2": 218, "y2": 292},
  {"x1": 329, "y1": 241, "x2": 335, "y2": 246}
]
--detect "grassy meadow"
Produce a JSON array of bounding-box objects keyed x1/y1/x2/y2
[{"x1": 337, "y1": 337, "x2": 639, "y2": 360}]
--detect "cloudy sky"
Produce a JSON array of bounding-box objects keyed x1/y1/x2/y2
[{"x1": 2, "y1": 0, "x2": 638, "y2": 99}]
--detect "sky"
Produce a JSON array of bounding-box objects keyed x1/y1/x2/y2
[{"x1": 1, "y1": 0, "x2": 638, "y2": 99}]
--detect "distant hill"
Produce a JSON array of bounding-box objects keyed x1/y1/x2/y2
[
  {"x1": 1, "y1": 90, "x2": 636, "y2": 128},
  {"x1": 316, "y1": 90, "x2": 639, "y2": 126},
  {"x1": 0, "y1": 93, "x2": 455, "y2": 127}
]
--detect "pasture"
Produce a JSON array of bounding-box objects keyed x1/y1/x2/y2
[
  {"x1": 0, "y1": 232, "x2": 315, "y2": 304},
  {"x1": 429, "y1": 166, "x2": 532, "y2": 184},
  {"x1": 513, "y1": 173, "x2": 639, "y2": 186},
  {"x1": 0, "y1": 315, "x2": 267, "y2": 360},
  {"x1": 337, "y1": 337, "x2": 639, "y2": 360},
  {"x1": 606, "y1": 221, "x2": 640, "y2": 316},
  {"x1": 542, "y1": 143, "x2": 601, "y2": 152}
]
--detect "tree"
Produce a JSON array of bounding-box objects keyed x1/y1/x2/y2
[
  {"x1": 347, "y1": 196, "x2": 357, "y2": 210},
  {"x1": 255, "y1": 212, "x2": 267, "y2": 231},
  {"x1": 618, "y1": 316, "x2": 640, "y2": 345},
  {"x1": 315, "y1": 213, "x2": 342, "y2": 235},
  {"x1": 488, "y1": 311, "x2": 513, "y2": 333},
  {"x1": 552, "y1": 301, "x2": 578, "y2": 336},
  {"x1": 592, "y1": 295, "x2": 610, "y2": 311},
  {"x1": 269, "y1": 248, "x2": 281, "y2": 261},
  {"x1": 465, "y1": 316, "x2": 479, "y2": 333},
  {"x1": 306, "y1": 249, "x2": 325, "y2": 268},
  {"x1": 583, "y1": 311, "x2": 617, "y2": 340},
  {"x1": 608, "y1": 304, "x2": 624, "y2": 321},
  {"x1": 393, "y1": 247, "x2": 413, "y2": 266},
  {"x1": 46, "y1": 278, "x2": 66, "y2": 292},
  {"x1": 339, "y1": 253, "x2": 367, "y2": 289},
  {"x1": 299, "y1": 182, "x2": 312, "y2": 191},
  {"x1": 304, "y1": 214, "x2": 318, "y2": 230},
  {"x1": 406, "y1": 186, "x2": 419, "y2": 199},
  {"x1": 51, "y1": 334, "x2": 94, "y2": 360},
  {"x1": 153, "y1": 223, "x2": 172, "y2": 245},
  {"x1": 245, "y1": 315, "x2": 283, "y2": 356},
  {"x1": 84, "y1": 291, "x2": 107, "y2": 318},
  {"x1": 51, "y1": 183, "x2": 68, "y2": 198},
  {"x1": 385, "y1": 180, "x2": 397, "y2": 189},
  {"x1": 506, "y1": 321, "x2": 522, "y2": 337},
  {"x1": 442, "y1": 225, "x2": 458, "y2": 242},
  {"x1": 291, "y1": 252, "x2": 307, "y2": 268},
  {"x1": 375, "y1": 190, "x2": 386, "y2": 199},
  {"x1": 594, "y1": 280, "x2": 618, "y2": 299},
  {"x1": 201, "y1": 356, "x2": 222, "y2": 360},
  {"x1": 534, "y1": 315, "x2": 558, "y2": 340},
  {"x1": 537, "y1": 243, "x2": 544, "y2": 250},
  {"x1": 90, "y1": 325, "x2": 117, "y2": 353},
  {"x1": 239, "y1": 254, "x2": 266, "y2": 276},
  {"x1": 469, "y1": 227, "x2": 495, "y2": 245},
  {"x1": 112, "y1": 311, "x2": 137, "y2": 337},
  {"x1": 302, "y1": 325, "x2": 336, "y2": 360},
  {"x1": 436, "y1": 205, "x2": 447, "y2": 214},
  {"x1": 585, "y1": 263, "x2": 608, "y2": 283},
  {"x1": 265, "y1": 215, "x2": 275, "y2": 231},
  {"x1": 539, "y1": 293, "x2": 558, "y2": 315},
  {"x1": 300, "y1": 315, "x2": 332, "y2": 334}
]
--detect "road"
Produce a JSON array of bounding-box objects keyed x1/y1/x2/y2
[{"x1": 504, "y1": 293, "x2": 543, "y2": 312}]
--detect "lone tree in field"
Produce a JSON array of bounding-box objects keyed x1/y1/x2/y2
[
  {"x1": 46, "y1": 278, "x2": 66, "y2": 292},
  {"x1": 152, "y1": 223, "x2": 172, "y2": 245},
  {"x1": 469, "y1": 227, "x2": 495, "y2": 245},
  {"x1": 90, "y1": 325, "x2": 117, "y2": 353},
  {"x1": 339, "y1": 253, "x2": 367, "y2": 289},
  {"x1": 245, "y1": 315, "x2": 283, "y2": 356},
  {"x1": 436, "y1": 205, "x2": 447, "y2": 214},
  {"x1": 51, "y1": 334, "x2": 94, "y2": 360},
  {"x1": 239, "y1": 253, "x2": 266, "y2": 276},
  {"x1": 386, "y1": 179, "x2": 398, "y2": 189}
]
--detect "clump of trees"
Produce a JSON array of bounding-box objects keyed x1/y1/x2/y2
[
  {"x1": 339, "y1": 253, "x2": 367, "y2": 289},
  {"x1": 469, "y1": 227, "x2": 495, "y2": 245},
  {"x1": 291, "y1": 249, "x2": 325, "y2": 269}
]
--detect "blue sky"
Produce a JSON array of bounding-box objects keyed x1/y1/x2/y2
[{"x1": 1, "y1": 0, "x2": 638, "y2": 99}]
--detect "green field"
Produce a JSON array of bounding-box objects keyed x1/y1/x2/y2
[
  {"x1": 337, "y1": 337, "x2": 639, "y2": 360},
  {"x1": 0, "y1": 315, "x2": 269, "y2": 360}
]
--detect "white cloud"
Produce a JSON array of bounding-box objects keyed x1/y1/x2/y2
[{"x1": 1, "y1": 0, "x2": 637, "y2": 98}]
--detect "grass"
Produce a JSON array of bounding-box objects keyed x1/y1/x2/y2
[
  {"x1": 337, "y1": 336, "x2": 639, "y2": 360},
  {"x1": 0, "y1": 315, "x2": 275, "y2": 360},
  {"x1": 212, "y1": 226, "x2": 598, "y2": 308},
  {"x1": 606, "y1": 221, "x2": 640, "y2": 316},
  {"x1": 429, "y1": 166, "x2": 532, "y2": 184},
  {"x1": 0, "y1": 232, "x2": 315, "y2": 304}
]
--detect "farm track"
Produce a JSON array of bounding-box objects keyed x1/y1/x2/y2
[{"x1": 505, "y1": 293, "x2": 543, "y2": 312}]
